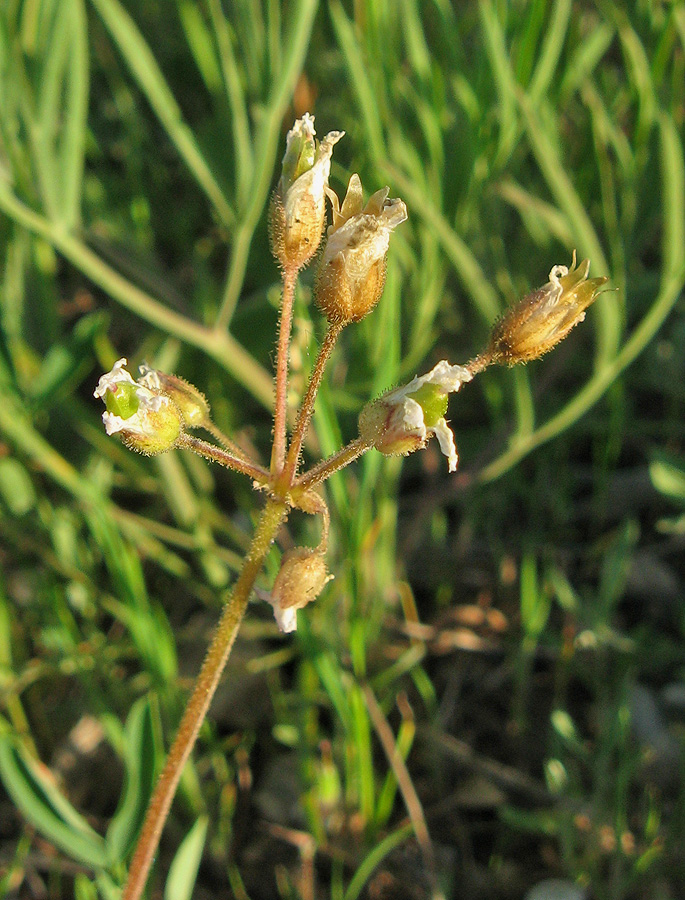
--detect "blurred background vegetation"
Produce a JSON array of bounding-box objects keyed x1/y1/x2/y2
[{"x1": 0, "y1": 1, "x2": 684, "y2": 898}]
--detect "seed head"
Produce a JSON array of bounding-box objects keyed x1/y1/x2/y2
[{"x1": 267, "y1": 548, "x2": 333, "y2": 633}]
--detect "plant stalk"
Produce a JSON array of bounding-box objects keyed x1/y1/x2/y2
[
  {"x1": 177, "y1": 433, "x2": 269, "y2": 484},
  {"x1": 271, "y1": 265, "x2": 299, "y2": 475},
  {"x1": 280, "y1": 322, "x2": 343, "y2": 487},
  {"x1": 121, "y1": 499, "x2": 288, "y2": 900},
  {"x1": 294, "y1": 437, "x2": 372, "y2": 492}
]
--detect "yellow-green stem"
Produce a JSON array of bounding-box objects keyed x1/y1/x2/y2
[
  {"x1": 280, "y1": 322, "x2": 343, "y2": 488},
  {"x1": 122, "y1": 499, "x2": 288, "y2": 900}
]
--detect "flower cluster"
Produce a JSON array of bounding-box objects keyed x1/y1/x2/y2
[{"x1": 95, "y1": 115, "x2": 609, "y2": 635}]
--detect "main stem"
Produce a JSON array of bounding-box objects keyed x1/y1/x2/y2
[
  {"x1": 270, "y1": 266, "x2": 298, "y2": 475},
  {"x1": 280, "y1": 321, "x2": 343, "y2": 487},
  {"x1": 122, "y1": 499, "x2": 288, "y2": 900}
]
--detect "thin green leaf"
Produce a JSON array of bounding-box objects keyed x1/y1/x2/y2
[
  {"x1": 163, "y1": 815, "x2": 209, "y2": 900},
  {"x1": 106, "y1": 697, "x2": 160, "y2": 865},
  {"x1": 59, "y1": 0, "x2": 88, "y2": 228},
  {"x1": 659, "y1": 111, "x2": 685, "y2": 281},
  {"x1": 329, "y1": 1, "x2": 385, "y2": 160},
  {"x1": 0, "y1": 733, "x2": 107, "y2": 869},
  {"x1": 349, "y1": 683, "x2": 375, "y2": 824},
  {"x1": 90, "y1": 0, "x2": 234, "y2": 227},
  {"x1": 206, "y1": 0, "x2": 252, "y2": 204},
  {"x1": 528, "y1": 0, "x2": 572, "y2": 103},
  {"x1": 178, "y1": 1, "x2": 222, "y2": 94},
  {"x1": 344, "y1": 823, "x2": 413, "y2": 900}
]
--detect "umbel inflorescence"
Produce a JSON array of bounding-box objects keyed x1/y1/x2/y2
[{"x1": 94, "y1": 115, "x2": 608, "y2": 900}]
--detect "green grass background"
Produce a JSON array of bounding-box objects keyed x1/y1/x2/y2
[{"x1": 0, "y1": 1, "x2": 684, "y2": 898}]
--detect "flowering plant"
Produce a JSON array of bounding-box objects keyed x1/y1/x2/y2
[{"x1": 95, "y1": 116, "x2": 608, "y2": 900}]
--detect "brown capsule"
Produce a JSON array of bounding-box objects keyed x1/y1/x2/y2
[
  {"x1": 485, "y1": 253, "x2": 609, "y2": 366},
  {"x1": 268, "y1": 548, "x2": 333, "y2": 633}
]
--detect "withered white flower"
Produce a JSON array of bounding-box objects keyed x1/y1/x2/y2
[
  {"x1": 266, "y1": 548, "x2": 333, "y2": 633},
  {"x1": 315, "y1": 174, "x2": 408, "y2": 324},
  {"x1": 271, "y1": 115, "x2": 344, "y2": 269},
  {"x1": 359, "y1": 360, "x2": 473, "y2": 473},
  {"x1": 94, "y1": 358, "x2": 182, "y2": 454}
]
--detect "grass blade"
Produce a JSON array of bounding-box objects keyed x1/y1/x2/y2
[{"x1": 90, "y1": 0, "x2": 234, "y2": 227}]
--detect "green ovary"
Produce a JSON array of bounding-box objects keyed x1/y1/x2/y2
[
  {"x1": 105, "y1": 383, "x2": 140, "y2": 419},
  {"x1": 408, "y1": 384, "x2": 448, "y2": 427}
]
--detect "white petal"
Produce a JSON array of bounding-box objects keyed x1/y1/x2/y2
[
  {"x1": 433, "y1": 417, "x2": 459, "y2": 473},
  {"x1": 419, "y1": 360, "x2": 472, "y2": 393},
  {"x1": 402, "y1": 397, "x2": 427, "y2": 436},
  {"x1": 137, "y1": 363, "x2": 161, "y2": 391},
  {"x1": 93, "y1": 358, "x2": 135, "y2": 398},
  {"x1": 287, "y1": 113, "x2": 316, "y2": 144},
  {"x1": 271, "y1": 603, "x2": 298, "y2": 633},
  {"x1": 102, "y1": 411, "x2": 133, "y2": 436}
]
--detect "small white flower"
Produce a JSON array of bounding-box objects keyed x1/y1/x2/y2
[
  {"x1": 94, "y1": 358, "x2": 182, "y2": 454},
  {"x1": 359, "y1": 360, "x2": 472, "y2": 473}
]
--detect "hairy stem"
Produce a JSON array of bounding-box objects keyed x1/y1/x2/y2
[
  {"x1": 280, "y1": 322, "x2": 343, "y2": 488},
  {"x1": 201, "y1": 420, "x2": 253, "y2": 461},
  {"x1": 271, "y1": 266, "x2": 299, "y2": 475},
  {"x1": 122, "y1": 499, "x2": 288, "y2": 900},
  {"x1": 177, "y1": 433, "x2": 269, "y2": 484},
  {"x1": 294, "y1": 437, "x2": 372, "y2": 492}
]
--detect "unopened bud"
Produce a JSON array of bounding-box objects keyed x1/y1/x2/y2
[
  {"x1": 139, "y1": 365, "x2": 210, "y2": 428},
  {"x1": 315, "y1": 174, "x2": 407, "y2": 325},
  {"x1": 485, "y1": 253, "x2": 608, "y2": 365},
  {"x1": 359, "y1": 361, "x2": 472, "y2": 473},
  {"x1": 94, "y1": 358, "x2": 183, "y2": 455},
  {"x1": 267, "y1": 548, "x2": 332, "y2": 633},
  {"x1": 270, "y1": 114, "x2": 344, "y2": 270}
]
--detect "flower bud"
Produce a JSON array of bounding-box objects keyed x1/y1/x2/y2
[
  {"x1": 138, "y1": 365, "x2": 210, "y2": 428},
  {"x1": 359, "y1": 361, "x2": 472, "y2": 473},
  {"x1": 485, "y1": 253, "x2": 608, "y2": 365},
  {"x1": 267, "y1": 548, "x2": 332, "y2": 633},
  {"x1": 315, "y1": 174, "x2": 407, "y2": 325},
  {"x1": 270, "y1": 114, "x2": 344, "y2": 269},
  {"x1": 94, "y1": 358, "x2": 183, "y2": 455}
]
